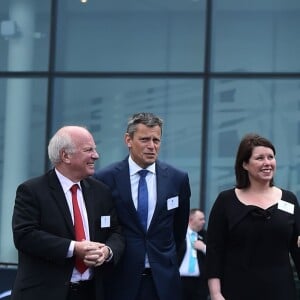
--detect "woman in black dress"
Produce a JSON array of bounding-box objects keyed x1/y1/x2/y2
[{"x1": 206, "y1": 133, "x2": 300, "y2": 300}]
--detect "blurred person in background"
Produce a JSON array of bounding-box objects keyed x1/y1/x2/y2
[{"x1": 179, "y1": 208, "x2": 208, "y2": 300}]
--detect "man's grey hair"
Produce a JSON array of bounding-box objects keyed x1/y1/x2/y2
[
  {"x1": 126, "y1": 112, "x2": 163, "y2": 137},
  {"x1": 48, "y1": 129, "x2": 76, "y2": 166}
]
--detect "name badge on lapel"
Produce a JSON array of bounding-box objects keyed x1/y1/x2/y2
[
  {"x1": 167, "y1": 196, "x2": 179, "y2": 210},
  {"x1": 101, "y1": 216, "x2": 111, "y2": 228},
  {"x1": 198, "y1": 234, "x2": 204, "y2": 241},
  {"x1": 278, "y1": 200, "x2": 294, "y2": 214}
]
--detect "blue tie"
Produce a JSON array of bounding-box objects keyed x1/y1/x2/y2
[
  {"x1": 137, "y1": 169, "x2": 148, "y2": 231},
  {"x1": 188, "y1": 231, "x2": 197, "y2": 273}
]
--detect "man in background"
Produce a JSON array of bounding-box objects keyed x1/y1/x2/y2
[{"x1": 179, "y1": 208, "x2": 208, "y2": 300}]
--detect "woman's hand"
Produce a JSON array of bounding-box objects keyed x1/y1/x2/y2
[{"x1": 208, "y1": 278, "x2": 226, "y2": 300}]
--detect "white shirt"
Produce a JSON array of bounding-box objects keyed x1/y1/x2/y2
[
  {"x1": 55, "y1": 169, "x2": 91, "y2": 281},
  {"x1": 179, "y1": 226, "x2": 200, "y2": 277},
  {"x1": 128, "y1": 156, "x2": 157, "y2": 230},
  {"x1": 128, "y1": 156, "x2": 157, "y2": 268}
]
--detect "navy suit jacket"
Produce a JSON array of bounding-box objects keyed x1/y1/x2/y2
[
  {"x1": 94, "y1": 158, "x2": 191, "y2": 300},
  {"x1": 11, "y1": 169, "x2": 125, "y2": 300}
]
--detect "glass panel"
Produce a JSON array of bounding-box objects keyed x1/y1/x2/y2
[
  {"x1": 55, "y1": 0, "x2": 206, "y2": 72},
  {"x1": 51, "y1": 78, "x2": 203, "y2": 208},
  {"x1": 205, "y1": 79, "x2": 300, "y2": 213},
  {"x1": 0, "y1": 0, "x2": 51, "y2": 71},
  {"x1": 212, "y1": 0, "x2": 300, "y2": 72},
  {"x1": 0, "y1": 78, "x2": 48, "y2": 263}
]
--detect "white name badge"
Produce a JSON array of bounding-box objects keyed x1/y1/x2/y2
[
  {"x1": 167, "y1": 196, "x2": 179, "y2": 210},
  {"x1": 278, "y1": 200, "x2": 294, "y2": 214},
  {"x1": 101, "y1": 216, "x2": 111, "y2": 228}
]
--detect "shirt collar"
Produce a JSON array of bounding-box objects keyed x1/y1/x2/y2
[
  {"x1": 55, "y1": 168, "x2": 82, "y2": 193},
  {"x1": 128, "y1": 155, "x2": 156, "y2": 176},
  {"x1": 187, "y1": 226, "x2": 197, "y2": 235}
]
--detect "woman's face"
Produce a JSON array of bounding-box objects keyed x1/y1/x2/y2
[{"x1": 243, "y1": 146, "x2": 276, "y2": 184}]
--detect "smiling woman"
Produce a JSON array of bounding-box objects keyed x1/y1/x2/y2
[{"x1": 206, "y1": 133, "x2": 300, "y2": 300}]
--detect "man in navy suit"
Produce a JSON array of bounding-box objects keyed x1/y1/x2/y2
[
  {"x1": 94, "y1": 112, "x2": 191, "y2": 300},
  {"x1": 11, "y1": 126, "x2": 125, "y2": 300}
]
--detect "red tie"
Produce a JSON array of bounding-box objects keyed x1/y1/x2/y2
[{"x1": 70, "y1": 184, "x2": 88, "y2": 274}]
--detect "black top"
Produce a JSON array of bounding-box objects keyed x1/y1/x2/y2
[{"x1": 206, "y1": 188, "x2": 300, "y2": 300}]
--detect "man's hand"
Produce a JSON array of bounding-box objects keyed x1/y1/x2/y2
[
  {"x1": 193, "y1": 240, "x2": 206, "y2": 253},
  {"x1": 74, "y1": 241, "x2": 110, "y2": 267}
]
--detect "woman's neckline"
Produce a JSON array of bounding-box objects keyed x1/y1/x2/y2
[{"x1": 234, "y1": 187, "x2": 282, "y2": 210}]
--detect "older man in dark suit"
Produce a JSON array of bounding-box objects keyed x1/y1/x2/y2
[
  {"x1": 94, "y1": 112, "x2": 191, "y2": 300},
  {"x1": 11, "y1": 126, "x2": 125, "y2": 300}
]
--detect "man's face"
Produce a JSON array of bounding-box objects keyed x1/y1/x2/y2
[
  {"x1": 66, "y1": 132, "x2": 99, "y2": 181},
  {"x1": 125, "y1": 124, "x2": 161, "y2": 169},
  {"x1": 190, "y1": 211, "x2": 205, "y2": 232}
]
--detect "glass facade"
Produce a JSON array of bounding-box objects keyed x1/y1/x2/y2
[
  {"x1": 0, "y1": 1, "x2": 300, "y2": 276},
  {"x1": 212, "y1": 0, "x2": 300, "y2": 72},
  {"x1": 55, "y1": 0, "x2": 206, "y2": 72}
]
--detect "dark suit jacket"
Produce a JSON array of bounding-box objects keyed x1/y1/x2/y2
[
  {"x1": 94, "y1": 158, "x2": 191, "y2": 300},
  {"x1": 11, "y1": 169, "x2": 125, "y2": 300}
]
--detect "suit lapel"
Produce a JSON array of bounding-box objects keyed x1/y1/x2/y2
[
  {"x1": 81, "y1": 179, "x2": 96, "y2": 241},
  {"x1": 48, "y1": 170, "x2": 74, "y2": 236},
  {"x1": 115, "y1": 160, "x2": 149, "y2": 231},
  {"x1": 115, "y1": 160, "x2": 136, "y2": 210},
  {"x1": 148, "y1": 162, "x2": 169, "y2": 230}
]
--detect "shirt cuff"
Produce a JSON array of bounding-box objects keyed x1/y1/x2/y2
[
  {"x1": 105, "y1": 246, "x2": 113, "y2": 262},
  {"x1": 67, "y1": 241, "x2": 75, "y2": 258}
]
